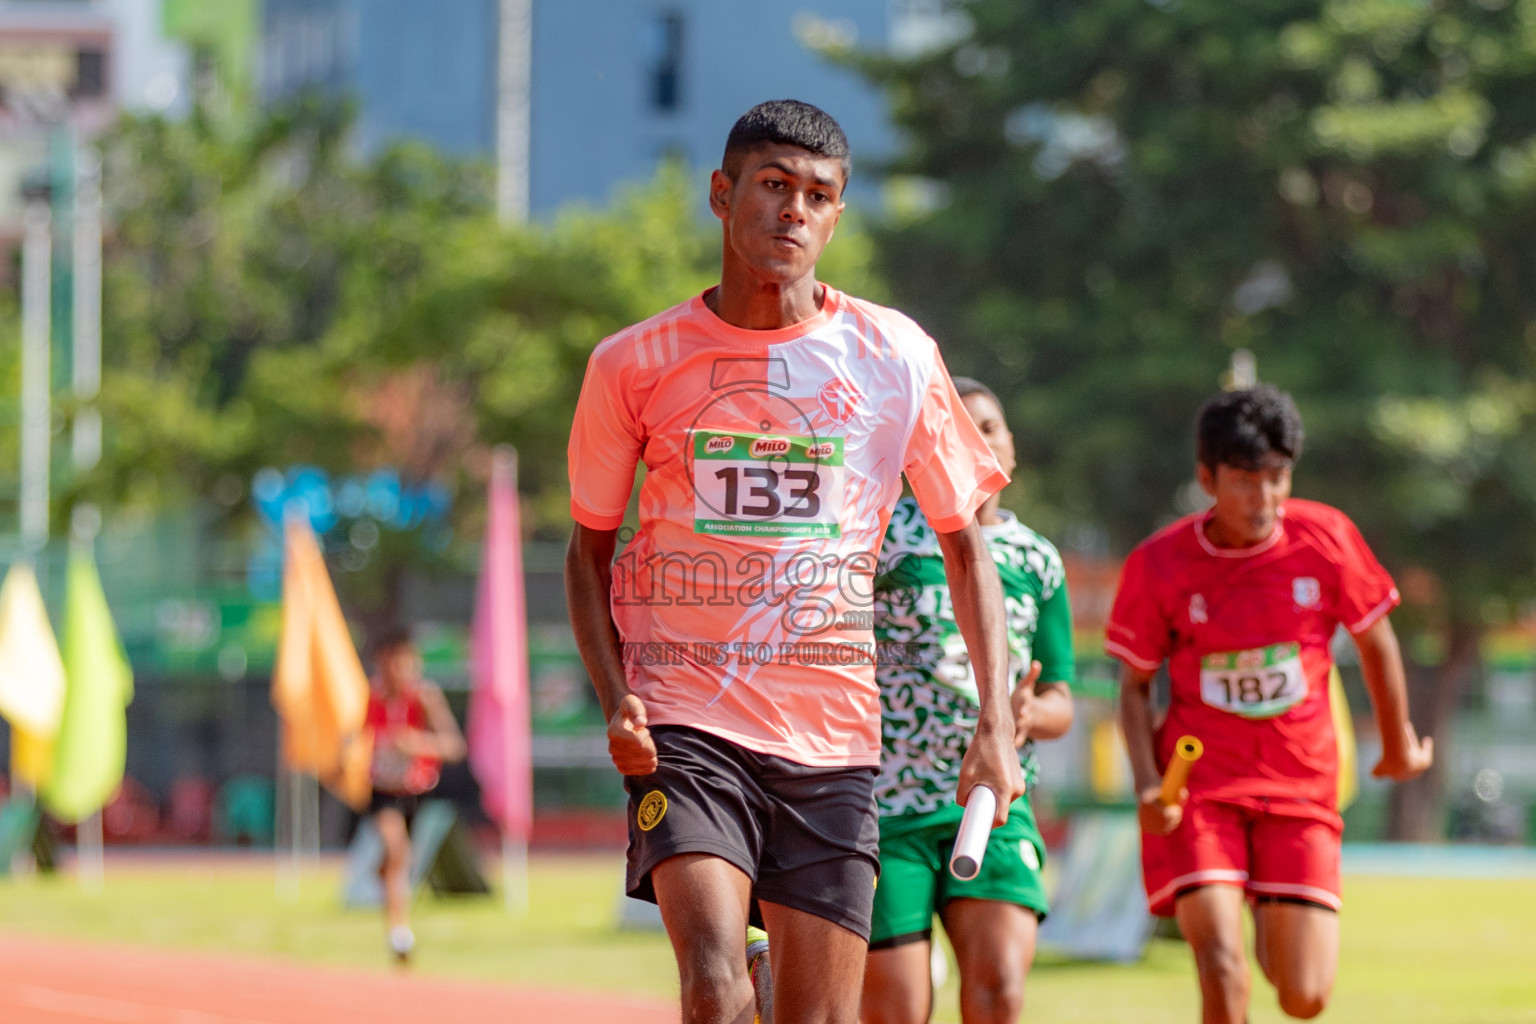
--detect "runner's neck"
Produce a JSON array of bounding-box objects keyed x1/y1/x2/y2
[
  {"x1": 705, "y1": 274, "x2": 826, "y2": 330},
  {"x1": 1200, "y1": 512, "x2": 1278, "y2": 550}
]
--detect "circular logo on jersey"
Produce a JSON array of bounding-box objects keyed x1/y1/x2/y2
[
  {"x1": 817, "y1": 377, "x2": 864, "y2": 424},
  {"x1": 637, "y1": 790, "x2": 668, "y2": 832},
  {"x1": 1020, "y1": 840, "x2": 1040, "y2": 871}
]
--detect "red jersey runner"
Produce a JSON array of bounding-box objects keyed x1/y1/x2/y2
[
  {"x1": 1107, "y1": 499, "x2": 1399, "y2": 913},
  {"x1": 1106, "y1": 499, "x2": 1399, "y2": 808},
  {"x1": 366, "y1": 688, "x2": 442, "y2": 796}
]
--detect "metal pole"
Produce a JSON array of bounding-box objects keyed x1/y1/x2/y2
[
  {"x1": 275, "y1": 744, "x2": 299, "y2": 901},
  {"x1": 496, "y1": 0, "x2": 533, "y2": 224},
  {"x1": 72, "y1": 143, "x2": 102, "y2": 473},
  {"x1": 503, "y1": 834, "x2": 527, "y2": 913},
  {"x1": 10, "y1": 195, "x2": 51, "y2": 867},
  {"x1": 79, "y1": 810, "x2": 105, "y2": 893},
  {"x1": 304, "y1": 771, "x2": 321, "y2": 866},
  {"x1": 20, "y1": 197, "x2": 52, "y2": 550}
]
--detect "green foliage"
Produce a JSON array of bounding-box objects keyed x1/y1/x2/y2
[
  {"x1": 851, "y1": 0, "x2": 1536, "y2": 623},
  {"x1": 0, "y1": 299, "x2": 20, "y2": 489},
  {"x1": 88, "y1": 100, "x2": 884, "y2": 547}
]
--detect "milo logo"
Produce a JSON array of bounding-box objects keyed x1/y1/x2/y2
[
  {"x1": 704, "y1": 435, "x2": 734, "y2": 454},
  {"x1": 807, "y1": 442, "x2": 836, "y2": 460},
  {"x1": 750, "y1": 437, "x2": 791, "y2": 458}
]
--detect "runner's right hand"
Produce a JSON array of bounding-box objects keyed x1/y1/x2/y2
[
  {"x1": 957, "y1": 724, "x2": 1026, "y2": 828},
  {"x1": 608, "y1": 694, "x2": 658, "y2": 776},
  {"x1": 1138, "y1": 786, "x2": 1183, "y2": 835}
]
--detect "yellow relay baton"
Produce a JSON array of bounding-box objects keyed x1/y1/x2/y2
[{"x1": 1159, "y1": 735, "x2": 1204, "y2": 807}]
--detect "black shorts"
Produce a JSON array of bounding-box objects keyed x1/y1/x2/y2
[
  {"x1": 367, "y1": 790, "x2": 422, "y2": 823},
  {"x1": 625, "y1": 725, "x2": 881, "y2": 940}
]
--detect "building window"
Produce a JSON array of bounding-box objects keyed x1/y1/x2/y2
[
  {"x1": 73, "y1": 48, "x2": 106, "y2": 98},
  {"x1": 647, "y1": 11, "x2": 684, "y2": 113}
]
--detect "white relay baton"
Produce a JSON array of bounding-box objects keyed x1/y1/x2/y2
[{"x1": 948, "y1": 785, "x2": 998, "y2": 881}]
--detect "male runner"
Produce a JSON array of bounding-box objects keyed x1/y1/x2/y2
[
  {"x1": 1107, "y1": 385, "x2": 1433, "y2": 1023},
  {"x1": 565, "y1": 100, "x2": 1025, "y2": 1024},
  {"x1": 363, "y1": 627, "x2": 465, "y2": 963},
  {"x1": 863, "y1": 379, "x2": 1075, "y2": 1024}
]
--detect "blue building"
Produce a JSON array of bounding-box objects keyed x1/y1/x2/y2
[
  {"x1": 259, "y1": 0, "x2": 929, "y2": 214},
  {"x1": 261, "y1": 0, "x2": 498, "y2": 158}
]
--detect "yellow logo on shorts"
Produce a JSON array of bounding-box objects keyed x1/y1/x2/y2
[{"x1": 638, "y1": 790, "x2": 668, "y2": 832}]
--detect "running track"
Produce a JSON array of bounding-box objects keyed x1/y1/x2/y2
[{"x1": 0, "y1": 934, "x2": 676, "y2": 1023}]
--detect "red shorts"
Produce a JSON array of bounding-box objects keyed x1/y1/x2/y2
[{"x1": 1141, "y1": 796, "x2": 1342, "y2": 917}]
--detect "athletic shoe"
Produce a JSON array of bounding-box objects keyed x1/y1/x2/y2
[{"x1": 389, "y1": 924, "x2": 415, "y2": 965}]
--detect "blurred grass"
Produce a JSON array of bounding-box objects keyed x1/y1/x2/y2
[
  {"x1": 0, "y1": 854, "x2": 1532, "y2": 1022},
  {"x1": 0, "y1": 853, "x2": 677, "y2": 997}
]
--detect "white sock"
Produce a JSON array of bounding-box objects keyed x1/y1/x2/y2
[{"x1": 389, "y1": 925, "x2": 415, "y2": 954}]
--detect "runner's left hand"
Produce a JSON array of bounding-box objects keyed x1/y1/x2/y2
[
  {"x1": 1011, "y1": 661, "x2": 1043, "y2": 747},
  {"x1": 1371, "y1": 722, "x2": 1433, "y2": 781}
]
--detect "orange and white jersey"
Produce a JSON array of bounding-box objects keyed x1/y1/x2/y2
[{"x1": 568, "y1": 286, "x2": 1007, "y2": 767}]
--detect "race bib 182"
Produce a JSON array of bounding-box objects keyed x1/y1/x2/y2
[
  {"x1": 1199, "y1": 643, "x2": 1307, "y2": 719},
  {"x1": 692, "y1": 432, "x2": 844, "y2": 538}
]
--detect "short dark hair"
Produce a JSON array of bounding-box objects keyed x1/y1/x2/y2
[
  {"x1": 722, "y1": 99, "x2": 851, "y2": 185},
  {"x1": 1196, "y1": 385, "x2": 1305, "y2": 471},
  {"x1": 952, "y1": 377, "x2": 1001, "y2": 408},
  {"x1": 369, "y1": 624, "x2": 414, "y2": 660}
]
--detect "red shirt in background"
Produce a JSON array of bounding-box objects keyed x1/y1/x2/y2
[
  {"x1": 366, "y1": 686, "x2": 442, "y2": 796},
  {"x1": 1105, "y1": 499, "x2": 1398, "y2": 808}
]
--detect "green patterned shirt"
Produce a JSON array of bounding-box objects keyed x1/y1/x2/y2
[{"x1": 872, "y1": 497, "x2": 1075, "y2": 818}]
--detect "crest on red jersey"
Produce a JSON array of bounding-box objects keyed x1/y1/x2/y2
[
  {"x1": 1189, "y1": 594, "x2": 1208, "y2": 624},
  {"x1": 817, "y1": 378, "x2": 863, "y2": 424},
  {"x1": 1293, "y1": 577, "x2": 1321, "y2": 609}
]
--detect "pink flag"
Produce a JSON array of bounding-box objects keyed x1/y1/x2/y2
[{"x1": 467, "y1": 447, "x2": 533, "y2": 843}]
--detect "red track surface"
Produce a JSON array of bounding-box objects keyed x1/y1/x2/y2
[{"x1": 0, "y1": 934, "x2": 675, "y2": 1023}]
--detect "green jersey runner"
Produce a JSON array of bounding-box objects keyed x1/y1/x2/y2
[{"x1": 869, "y1": 496, "x2": 1075, "y2": 943}]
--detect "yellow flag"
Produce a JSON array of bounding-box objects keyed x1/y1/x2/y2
[
  {"x1": 0, "y1": 564, "x2": 67, "y2": 743},
  {"x1": 270, "y1": 520, "x2": 373, "y2": 810},
  {"x1": 1330, "y1": 667, "x2": 1359, "y2": 811},
  {"x1": 43, "y1": 548, "x2": 134, "y2": 823}
]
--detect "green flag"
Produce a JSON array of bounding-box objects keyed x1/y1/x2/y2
[{"x1": 43, "y1": 549, "x2": 134, "y2": 823}]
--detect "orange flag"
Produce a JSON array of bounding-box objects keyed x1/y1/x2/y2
[{"x1": 270, "y1": 519, "x2": 372, "y2": 810}]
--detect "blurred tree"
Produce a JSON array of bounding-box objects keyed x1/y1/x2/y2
[
  {"x1": 850, "y1": 0, "x2": 1536, "y2": 838},
  {"x1": 95, "y1": 97, "x2": 487, "y2": 509},
  {"x1": 90, "y1": 97, "x2": 491, "y2": 630},
  {"x1": 83, "y1": 98, "x2": 885, "y2": 629}
]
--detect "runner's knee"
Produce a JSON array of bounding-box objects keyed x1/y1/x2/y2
[
  {"x1": 960, "y1": 973, "x2": 1024, "y2": 1022},
  {"x1": 677, "y1": 944, "x2": 750, "y2": 1012},
  {"x1": 1193, "y1": 941, "x2": 1249, "y2": 996},
  {"x1": 1277, "y1": 980, "x2": 1330, "y2": 1019},
  {"x1": 957, "y1": 952, "x2": 1025, "y2": 1021}
]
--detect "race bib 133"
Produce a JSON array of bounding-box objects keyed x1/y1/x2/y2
[{"x1": 692, "y1": 432, "x2": 845, "y2": 538}]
